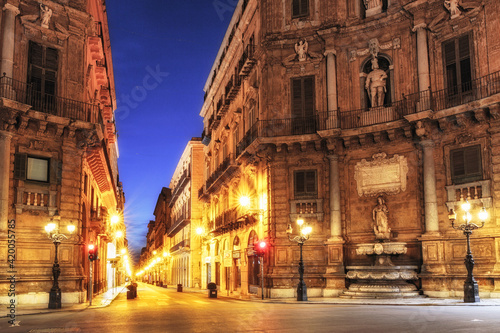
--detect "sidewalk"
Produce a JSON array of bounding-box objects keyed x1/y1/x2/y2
[{"x1": 1, "y1": 284, "x2": 127, "y2": 318}]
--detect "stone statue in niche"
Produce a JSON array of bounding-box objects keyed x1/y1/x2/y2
[
  {"x1": 444, "y1": 0, "x2": 461, "y2": 19},
  {"x1": 373, "y1": 196, "x2": 391, "y2": 240},
  {"x1": 295, "y1": 39, "x2": 308, "y2": 62},
  {"x1": 365, "y1": 57, "x2": 388, "y2": 107},
  {"x1": 40, "y1": 4, "x2": 52, "y2": 29}
]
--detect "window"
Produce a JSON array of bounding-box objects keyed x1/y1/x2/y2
[
  {"x1": 27, "y1": 157, "x2": 49, "y2": 182},
  {"x1": 294, "y1": 170, "x2": 317, "y2": 197},
  {"x1": 443, "y1": 34, "x2": 472, "y2": 95},
  {"x1": 450, "y1": 145, "x2": 482, "y2": 184},
  {"x1": 28, "y1": 41, "x2": 58, "y2": 112},
  {"x1": 292, "y1": 0, "x2": 309, "y2": 18},
  {"x1": 14, "y1": 154, "x2": 58, "y2": 183},
  {"x1": 291, "y1": 76, "x2": 315, "y2": 134}
]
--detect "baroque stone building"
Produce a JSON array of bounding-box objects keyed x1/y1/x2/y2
[
  {"x1": 196, "y1": 0, "x2": 500, "y2": 298},
  {"x1": 138, "y1": 139, "x2": 204, "y2": 289},
  {"x1": 0, "y1": 0, "x2": 126, "y2": 304}
]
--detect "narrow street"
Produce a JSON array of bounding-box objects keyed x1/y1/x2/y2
[{"x1": 3, "y1": 283, "x2": 500, "y2": 333}]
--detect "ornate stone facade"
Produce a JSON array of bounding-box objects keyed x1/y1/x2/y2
[
  {"x1": 188, "y1": 0, "x2": 500, "y2": 299},
  {"x1": 0, "y1": 0, "x2": 126, "y2": 305}
]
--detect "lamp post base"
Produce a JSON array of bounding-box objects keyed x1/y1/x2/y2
[
  {"x1": 464, "y1": 281, "x2": 480, "y2": 303},
  {"x1": 48, "y1": 287, "x2": 62, "y2": 309},
  {"x1": 297, "y1": 282, "x2": 307, "y2": 301}
]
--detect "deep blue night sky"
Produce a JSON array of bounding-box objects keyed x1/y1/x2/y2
[{"x1": 106, "y1": 1, "x2": 235, "y2": 263}]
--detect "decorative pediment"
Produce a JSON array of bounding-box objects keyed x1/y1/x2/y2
[{"x1": 21, "y1": 20, "x2": 69, "y2": 45}]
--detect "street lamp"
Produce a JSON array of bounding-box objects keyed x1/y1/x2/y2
[
  {"x1": 44, "y1": 221, "x2": 76, "y2": 309},
  {"x1": 448, "y1": 200, "x2": 488, "y2": 303},
  {"x1": 286, "y1": 218, "x2": 312, "y2": 301}
]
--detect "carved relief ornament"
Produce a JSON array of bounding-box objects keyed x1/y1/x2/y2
[
  {"x1": 350, "y1": 38, "x2": 401, "y2": 62},
  {"x1": 354, "y1": 153, "x2": 408, "y2": 197}
]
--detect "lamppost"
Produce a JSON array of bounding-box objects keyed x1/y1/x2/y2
[
  {"x1": 286, "y1": 219, "x2": 312, "y2": 301},
  {"x1": 44, "y1": 221, "x2": 76, "y2": 309},
  {"x1": 448, "y1": 200, "x2": 488, "y2": 303}
]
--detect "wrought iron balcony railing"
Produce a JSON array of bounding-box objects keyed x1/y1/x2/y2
[{"x1": 0, "y1": 75, "x2": 101, "y2": 123}]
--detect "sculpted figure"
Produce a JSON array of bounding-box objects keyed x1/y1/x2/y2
[
  {"x1": 368, "y1": 38, "x2": 380, "y2": 58},
  {"x1": 373, "y1": 196, "x2": 390, "y2": 240},
  {"x1": 444, "y1": 0, "x2": 461, "y2": 19},
  {"x1": 295, "y1": 39, "x2": 308, "y2": 62},
  {"x1": 365, "y1": 57, "x2": 388, "y2": 107},
  {"x1": 40, "y1": 4, "x2": 52, "y2": 28}
]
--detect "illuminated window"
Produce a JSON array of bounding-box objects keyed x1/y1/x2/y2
[
  {"x1": 14, "y1": 154, "x2": 53, "y2": 183},
  {"x1": 27, "y1": 157, "x2": 49, "y2": 182}
]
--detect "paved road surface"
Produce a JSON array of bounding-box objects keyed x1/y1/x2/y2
[{"x1": 3, "y1": 283, "x2": 500, "y2": 332}]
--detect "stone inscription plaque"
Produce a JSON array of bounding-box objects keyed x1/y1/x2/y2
[{"x1": 354, "y1": 153, "x2": 408, "y2": 197}]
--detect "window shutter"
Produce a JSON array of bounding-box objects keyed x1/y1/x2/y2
[
  {"x1": 292, "y1": 78, "x2": 303, "y2": 118},
  {"x1": 443, "y1": 41, "x2": 456, "y2": 66},
  {"x1": 458, "y1": 35, "x2": 470, "y2": 60},
  {"x1": 304, "y1": 77, "x2": 314, "y2": 116},
  {"x1": 295, "y1": 171, "x2": 305, "y2": 194},
  {"x1": 14, "y1": 153, "x2": 27, "y2": 180},
  {"x1": 305, "y1": 171, "x2": 316, "y2": 193},
  {"x1": 292, "y1": 0, "x2": 300, "y2": 17},
  {"x1": 451, "y1": 145, "x2": 482, "y2": 184},
  {"x1": 451, "y1": 149, "x2": 465, "y2": 179},
  {"x1": 300, "y1": 0, "x2": 309, "y2": 16},
  {"x1": 464, "y1": 145, "x2": 481, "y2": 175},
  {"x1": 29, "y1": 42, "x2": 44, "y2": 67},
  {"x1": 46, "y1": 47, "x2": 59, "y2": 71}
]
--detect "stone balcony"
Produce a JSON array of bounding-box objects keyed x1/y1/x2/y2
[{"x1": 445, "y1": 180, "x2": 492, "y2": 211}]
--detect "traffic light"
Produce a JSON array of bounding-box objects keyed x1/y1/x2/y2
[
  {"x1": 88, "y1": 244, "x2": 98, "y2": 261},
  {"x1": 254, "y1": 240, "x2": 268, "y2": 257}
]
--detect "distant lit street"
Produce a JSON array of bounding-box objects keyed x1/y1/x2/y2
[{"x1": 3, "y1": 283, "x2": 500, "y2": 333}]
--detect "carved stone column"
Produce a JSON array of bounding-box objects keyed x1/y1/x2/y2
[
  {"x1": 324, "y1": 153, "x2": 345, "y2": 296},
  {"x1": 413, "y1": 24, "x2": 430, "y2": 93},
  {"x1": 421, "y1": 140, "x2": 439, "y2": 234},
  {"x1": 1, "y1": 3, "x2": 20, "y2": 79},
  {"x1": 328, "y1": 154, "x2": 341, "y2": 239},
  {"x1": 0, "y1": 130, "x2": 12, "y2": 233},
  {"x1": 325, "y1": 50, "x2": 338, "y2": 113}
]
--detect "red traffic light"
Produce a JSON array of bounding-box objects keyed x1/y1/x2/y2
[
  {"x1": 254, "y1": 240, "x2": 268, "y2": 256},
  {"x1": 88, "y1": 243, "x2": 97, "y2": 261}
]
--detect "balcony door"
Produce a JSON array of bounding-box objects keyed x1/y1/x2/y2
[
  {"x1": 27, "y1": 41, "x2": 58, "y2": 113},
  {"x1": 443, "y1": 34, "x2": 473, "y2": 106},
  {"x1": 291, "y1": 76, "x2": 316, "y2": 135}
]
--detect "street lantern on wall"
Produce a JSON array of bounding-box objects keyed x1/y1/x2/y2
[
  {"x1": 286, "y1": 218, "x2": 312, "y2": 301},
  {"x1": 448, "y1": 200, "x2": 488, "y2": 303},
  {"x1": 44, "y1": 221, "x2": 76, "y2": 309}
]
